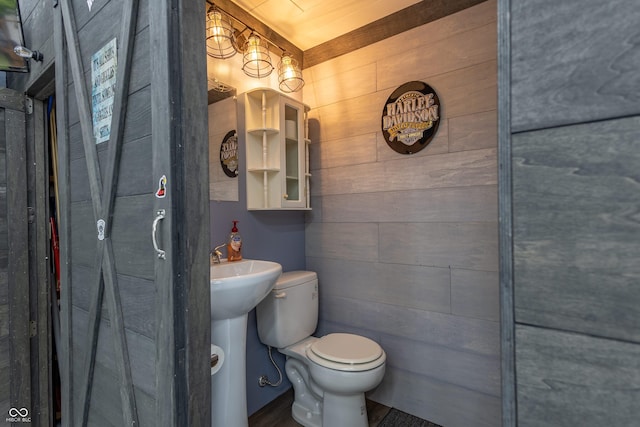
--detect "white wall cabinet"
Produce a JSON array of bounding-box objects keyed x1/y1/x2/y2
[{"x1": 244, "y1": 88, "x2": 311, "y2": 210}]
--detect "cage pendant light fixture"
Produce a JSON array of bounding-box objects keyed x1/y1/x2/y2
[
  {"x1": 278, "y1": 53, "x2": 304, "y2": 93},
  {"x1": 206, "y1": 6, "x2": 236, "y2": 59},
  {"x1": 242, "y1": 33, "x2": 273, "y2": 78}
]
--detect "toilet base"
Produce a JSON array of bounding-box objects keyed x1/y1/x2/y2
[
  {"x1": 290, "y1": 390, "x2": 369, "y2": 427},
  {"x1": 286, "y1": 358, "x2": 322, "y2": 427},
  {"x1": 322, "y1": 392, "x2": 368, "y2": 427},
  {"x1": 292, "y1": 401, "x2": 322, "y2": 427},
  {"x1": 286, "y1": 357, "x2": 371, "y2": 427}
]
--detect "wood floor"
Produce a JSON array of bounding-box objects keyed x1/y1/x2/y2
[{"x1": 248, "y1": 389, "x2": 391, "y2": 427}]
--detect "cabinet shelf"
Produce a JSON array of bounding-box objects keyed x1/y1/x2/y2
[
  {"x1": 248, "y1": 168, "x2": 280, "y2": 173},
  {"x1": 248, "y1": 128, "x2": 279, "y2": 136}
]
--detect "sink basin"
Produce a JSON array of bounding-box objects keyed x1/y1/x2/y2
[
  {"x1": 210, "y1": 259, "x2": 282, "y2": 320},
  {"x1": 209, "y1": 259, "x2": 282, "y2": 427}
]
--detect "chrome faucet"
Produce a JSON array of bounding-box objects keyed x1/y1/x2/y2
[{"x1": 210, "y1": 243, "x2": 226, "y2": 264}]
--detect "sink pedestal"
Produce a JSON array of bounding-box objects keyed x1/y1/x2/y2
[
  {"x1": 211, "y1": 315, "x2": 249, "y2": 427},
  {"x1": 209, "y1": 259, "x2": 282, "y2": 427}
]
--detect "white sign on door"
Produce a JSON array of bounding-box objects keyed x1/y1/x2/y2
[{"x1": 91, "y1": 38, "x2": 118, "y2": 144}]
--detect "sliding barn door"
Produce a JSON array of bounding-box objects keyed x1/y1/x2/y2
[{"x1": 54, "y1": 0, "x2": 210, "y2": 425}]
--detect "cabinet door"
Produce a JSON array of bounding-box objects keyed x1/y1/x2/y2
[{"x1": 281, "y1": 100, "x2": 306, "y2": 208}]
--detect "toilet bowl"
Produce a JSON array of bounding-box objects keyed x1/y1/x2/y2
[{"x1": 257, "y1": 271, "x2": 386, "y2": 427}]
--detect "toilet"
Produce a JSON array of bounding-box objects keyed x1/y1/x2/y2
[{"x1": 257, "y1": 271, "x2": 386, "y2": 427}]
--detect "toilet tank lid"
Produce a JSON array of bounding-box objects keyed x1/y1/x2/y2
[{"x1": 274, "y1": 270, "x2": 317, "y2": 290}]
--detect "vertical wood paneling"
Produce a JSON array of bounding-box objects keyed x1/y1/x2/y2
[
  {"x1": 513, "y1": 117, "x2": 640, "y2": 342},
  {"x1": 304, "y1": 2, "x2": 499, "y2": 424},
  {"x1": 510, "y1": 0, "x2": 640, "y2": 132},
  {"x1": 506, "y1": 0, "x2": 640, "y2": 425},
  {"x1": 516, "y1": 325, "x2": 640, "y2": 427}
]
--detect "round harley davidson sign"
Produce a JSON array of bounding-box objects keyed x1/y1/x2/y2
[{"x1": 381, "y1": 81, "x2": 440, "y2": 154}]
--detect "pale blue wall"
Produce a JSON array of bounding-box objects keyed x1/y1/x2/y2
[{"x1": 209, "y1": 123, "x2": 306, "y2": 414}]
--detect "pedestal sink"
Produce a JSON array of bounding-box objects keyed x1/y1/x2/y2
[{"x1": 210, "y1": 259, "x2": 282, "y2": 427}]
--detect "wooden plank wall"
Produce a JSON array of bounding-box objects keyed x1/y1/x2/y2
[
  {"x1": 302, "y1": 2, "x2": 500, "y2": 426},
  {"x1": 507, "y1": 0, "x2": 640, "y2": 425}
]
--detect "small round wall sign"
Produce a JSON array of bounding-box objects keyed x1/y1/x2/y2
[
  {"x1": 381, "y1": 81, "x2": 440, "y2": 154},
  {"x1": 219, "y1": 130, "x2": 238, "y2": 178}
]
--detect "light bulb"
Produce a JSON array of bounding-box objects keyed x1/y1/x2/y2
[
  {"x1": 210, "y1": 11, "x2": 225, "y2": 43},
  {"x1": 281, "y1": 56, "x2": 294, "y2": 78},
  {"x1": 247, "y1": 36, "x2": 260, "y2": 61}
]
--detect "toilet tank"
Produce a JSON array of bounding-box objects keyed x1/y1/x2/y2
[{"x1": 257, "y1": 271, "x2": 318, "y2": 348}]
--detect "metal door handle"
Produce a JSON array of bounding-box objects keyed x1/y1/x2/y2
[{"x1": 152, "y1": 209, "x2": 166, "y2": 259}]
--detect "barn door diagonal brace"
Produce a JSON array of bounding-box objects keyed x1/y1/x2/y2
[{"x1": 60, "y1": 0, "x2": 141, "y2": 425}]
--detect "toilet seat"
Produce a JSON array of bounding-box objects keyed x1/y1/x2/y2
[{"x1": 306, "y1": 333, "x2": 385, "y2": 372}]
